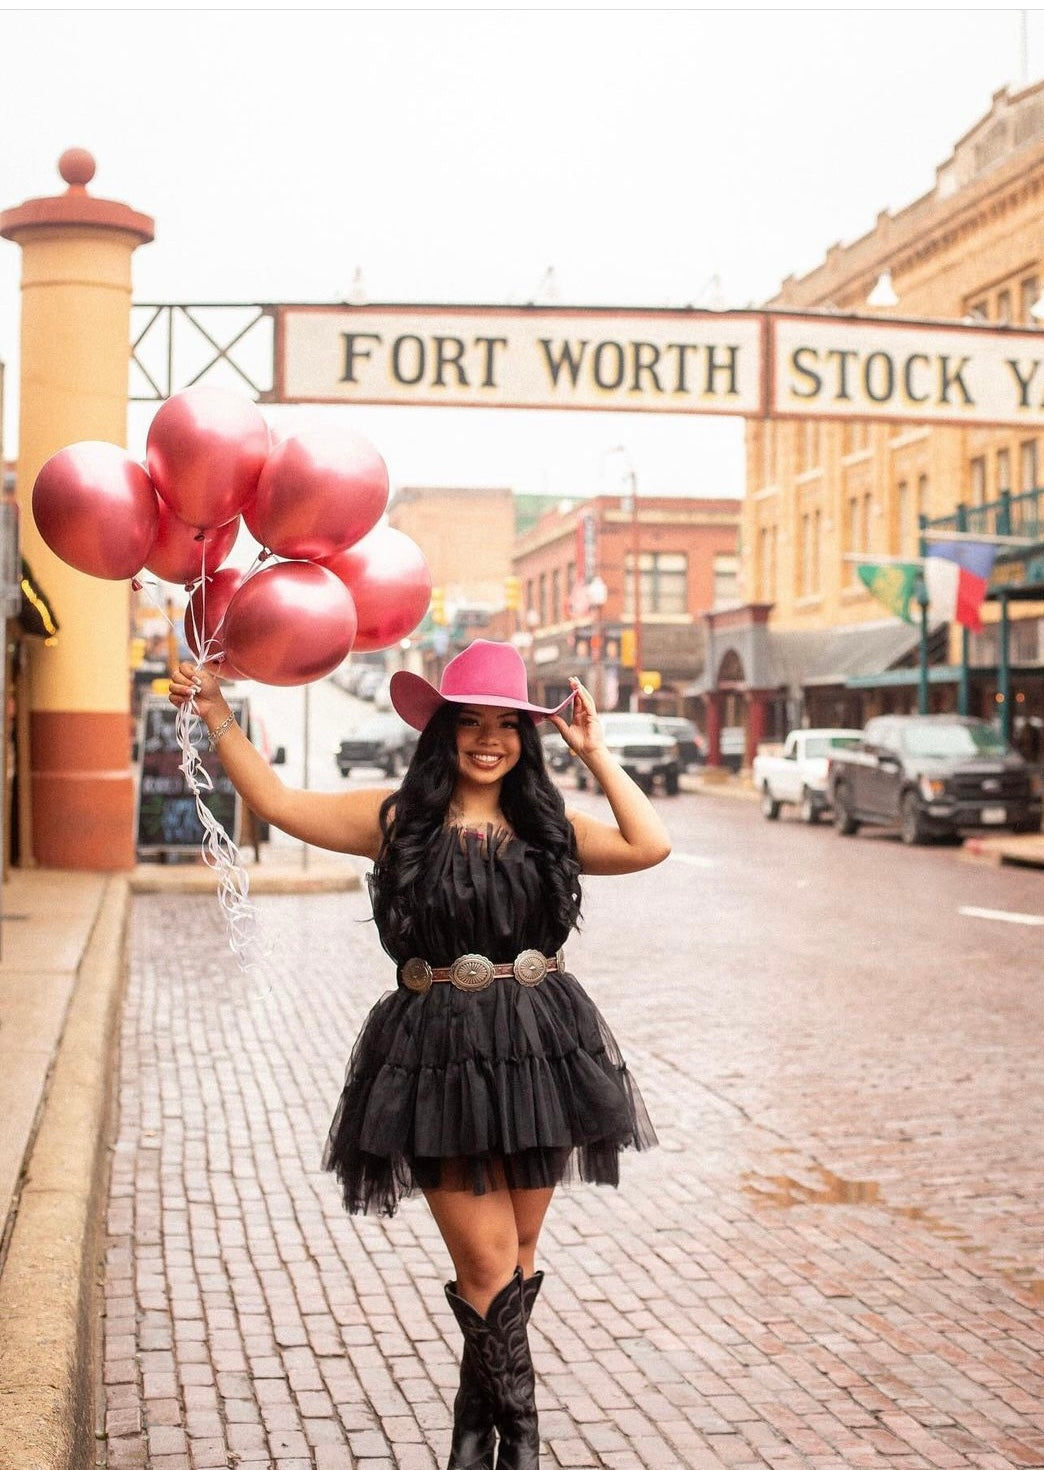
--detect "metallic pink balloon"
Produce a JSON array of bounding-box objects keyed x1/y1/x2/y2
[
  {"x1": 251, "y1": 426, "x2": 388, "y2": 560},
  {"x1": 221, "y1": 562, "x2": 358, "y2": 686},
  {"x1": 146, "y1": 387, "x2": 269, "y2": 529},
  {"x1": 184, "y1": 567, "x2": 251, "y2": 680},
  {"x1": 145, "y1": 501, "x2": 241, "y2": 585},
  {"x1": 321, "y1": 525, "x2": 432, "y2": 652},
  {"x1": 32, "y1": 441, "x2": 159, "y2": 580}
]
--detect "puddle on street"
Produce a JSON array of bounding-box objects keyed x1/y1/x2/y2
[
  {"x1": 740, "y1": 1163, "x2": 1044, "y2": 1304},
  {"x1": 742, "y1": 1165, "x2": 880, "y2": 1207}
]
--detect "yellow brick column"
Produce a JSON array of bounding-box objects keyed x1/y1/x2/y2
[{"x1": 1, "y1": 150, "x2": 154, "y2": 869}]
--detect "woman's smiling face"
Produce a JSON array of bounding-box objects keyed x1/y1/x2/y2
[{"x1": 454, "y1": 704, "x2": 523, "y2": 786}]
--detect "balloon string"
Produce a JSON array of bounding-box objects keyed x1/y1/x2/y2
[
  {"x1": 174, "y1": 695, "x2": 266, "y2": 972},
  {"x1": 140, "y1": 540, "x2": 268, "y2": 975}
]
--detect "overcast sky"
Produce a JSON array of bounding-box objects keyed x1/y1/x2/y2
[{"x1": 2, "y1": 8, "x2": 1043, "y2": 501}]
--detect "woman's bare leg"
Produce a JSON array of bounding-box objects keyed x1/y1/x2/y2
[{"x1": 424, "y1": 1175, "x2": 555, "y2": 1313}]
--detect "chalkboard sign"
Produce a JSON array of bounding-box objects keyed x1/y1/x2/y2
[{"x1": 136, "y1": 694, "x2": 247, "y2": 856}]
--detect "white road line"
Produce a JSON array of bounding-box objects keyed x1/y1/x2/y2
[
  {"x1": 669, "y1": 852, "x2": 717, "y2": 868},
  {"x1": 958, "y1": 906, "x2": 1044, "y2": 927}
]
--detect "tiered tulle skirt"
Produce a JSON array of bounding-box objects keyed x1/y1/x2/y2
[{"x1": 322, "y1": 966, "x2": 657, "y2": 1216}]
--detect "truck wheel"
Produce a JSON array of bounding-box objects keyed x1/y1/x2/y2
[
  {"x1": 760, "y1": 787, "x2": 781, "y2": 820},
  {"x1": 664, "y1": 767, "x2": 680, "y2": 796},
  {"x1": 576, "y1": 771, "x2": 589, "y2": 791},
  {"x1": 900, "y1": 791, "x2": 928, "y2": 846},
  {"x1": 799, "y1": 787, "x2": 820, "y2": 824},
  {"x1": 339, "y1": 765, "x2": 351, "y2": 779},
  {"x1": 833, "y1": 784, "x2": 859, "y2": 836}
]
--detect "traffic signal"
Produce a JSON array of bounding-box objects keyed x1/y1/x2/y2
[
  {"x1": 504, "y1": 575, "x2": 521, "y2": 611},
  {"x1": 430, "y1": 586, "x2": 447, "y2": 625},
  {"x1": 620, "y1": 628, "x2": 636, "y2": 667}
]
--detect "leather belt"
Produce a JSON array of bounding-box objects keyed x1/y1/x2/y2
[{"x1": 401, "y1": 949, "x2": 559, "y2": 995}]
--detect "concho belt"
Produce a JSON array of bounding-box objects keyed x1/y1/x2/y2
[{"x1": 400, "y1": 949, "x2": 560, "y2": 995}]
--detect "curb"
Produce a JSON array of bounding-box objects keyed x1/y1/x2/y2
[{"x1": 0, "y1": 877, "x2": 129, "y2": 1470}]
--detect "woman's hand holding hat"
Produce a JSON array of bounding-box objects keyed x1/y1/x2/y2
[{"x1": 549, "y1": 678, "x2": 604, "y2": 761}]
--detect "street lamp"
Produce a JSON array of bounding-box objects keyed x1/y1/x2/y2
[
  {"x1": 605, "y1": 445, "x2": 643, "y2": 711},
  {"x1": 586, "y1": 574, "x2": 608, "y2": 707}
]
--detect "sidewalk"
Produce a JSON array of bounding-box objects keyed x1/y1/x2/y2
[{"x1": 0, "y1": 855, "x2": 360, "y2": 1470}]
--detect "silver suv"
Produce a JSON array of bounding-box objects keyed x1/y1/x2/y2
[{"x1": 574, "y1": 713, "x2": 681, "y2": 796}]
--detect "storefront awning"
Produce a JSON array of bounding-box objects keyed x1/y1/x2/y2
[{"x1": 768, "y1": 619, "x2": 938, "y2": 691}]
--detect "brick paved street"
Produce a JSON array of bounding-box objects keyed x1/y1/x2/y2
[{"x1": 102, "y1": 801, "x2": 1044, "y2": 1470}]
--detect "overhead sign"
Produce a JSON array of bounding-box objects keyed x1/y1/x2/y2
[
  {"x1": 771, "y1": 315, "x2": 1044, "y2": 427},
  {"x1": 275, "y1": 305, "x2": 765, "y2": 415},
  {"x1": 177, "y1": 303, "x2": 1044, "y2": 428}
]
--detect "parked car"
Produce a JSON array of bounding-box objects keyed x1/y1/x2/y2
[
  {"x1": 654, "y1": 716, "x2": 705, "y2": 769},
  {"x1": 540, "y1": 726, "x2": 574, "y2": 772},
  {"x1": 826, "y1": 714, "x2": 1043, "y2": 845},
  {"x1": 573, "y1": 712, "x2": 681, "y2": 795},
  {"x1": 336, "y1": 712, "x2": 419, "y2": 778},
  {"x1": 753, "y1": 727, "x2": 863, "y2": 823}
]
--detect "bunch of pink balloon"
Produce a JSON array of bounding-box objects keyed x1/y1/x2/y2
[{"x1": 31, "y1": 386, "x2": 433, "y2": 685}]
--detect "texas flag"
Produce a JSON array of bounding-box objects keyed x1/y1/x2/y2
[{"x1": 923, "y1": 540, "x2": 998, "y2": 633}]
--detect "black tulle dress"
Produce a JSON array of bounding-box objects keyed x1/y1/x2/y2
[{"x1": 322, "y1": 824, "x2": 657, "y2": 1216}]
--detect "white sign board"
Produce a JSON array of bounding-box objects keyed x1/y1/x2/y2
[
  {"x1": 276, "y1": 306, "x2": 764, "y2": 416},
  {"x1": 270, "y1": 304, "x2": 1044, "y2": 427},
  {"x1": 771, "y1": 315, "x2": 1044, "y2": 427}
]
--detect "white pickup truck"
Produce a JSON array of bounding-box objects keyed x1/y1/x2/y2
[{"x1": 752, "y1": 728, "x2": 863, "y2": 823}]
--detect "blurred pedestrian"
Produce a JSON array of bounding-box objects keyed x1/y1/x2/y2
[{"x1": 169, "y1": 638, "x2": 669, "y2": 1469}]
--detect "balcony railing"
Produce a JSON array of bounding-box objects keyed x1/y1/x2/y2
[{"x1": 924, "y1": 484, "x2": 1043, "y2": 544}]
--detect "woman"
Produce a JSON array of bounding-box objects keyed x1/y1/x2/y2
[{"x1": 169, "y1": 638, "x2": 670, "y2": 1470}]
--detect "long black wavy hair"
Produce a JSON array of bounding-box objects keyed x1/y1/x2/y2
[{"x1": 371, "y1": 702, "x2": 582, "y2": 950}]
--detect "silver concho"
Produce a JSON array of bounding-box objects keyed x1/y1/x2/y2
[
  {"x1": 512, "y1": 949, "x2": 549, "y2": 987},
  {"x1": 449, "y1": 953, "x2": 496, "y2": 991},
  {"x1": 402, "y1": 957, "x2": 434, "y2": 994}
]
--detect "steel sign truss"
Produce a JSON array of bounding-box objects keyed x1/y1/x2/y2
[{"x1": 130, "y1": 304, "x2": 275, "y2": 402}]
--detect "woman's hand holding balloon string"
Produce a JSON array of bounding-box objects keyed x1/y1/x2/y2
[{"x1": 168, "y1": 660, "x2": 230, "y2": 738}]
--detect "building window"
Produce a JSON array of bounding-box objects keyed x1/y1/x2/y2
[
  {"x1": 759, "y1": 525, "x2": 776, "y2": 602},
  {"x1": 551, "y1": 567, "x2": 562, "y2": 623},
  {"x1": 997, "y1": 447, "x2": 1011, "y2": 495},
  {"x1": 625, "y1": 551, "x2": 688, "y2": 616},
  {"x1": 1021, "y1": 438, "x2": 1038, "y2": 492},
  {"x1": 997, "y1": 288, "x2": 1012, "y2": 323},
  {"x1": 538, "y1": 572, "x2": 547, "y2": 626},
  {"x1": 970, "y1": 456, "x2": 986, "y2": 506},
  {"x1": 1021, "y1": 277, "x2": 1039, "y2": 323},
  {"x1": 525, "y1": 578, "x2": 535, "y2": 618},
  {"x1": 713, "y1": 554, "x2": 739, "y2": 608}
]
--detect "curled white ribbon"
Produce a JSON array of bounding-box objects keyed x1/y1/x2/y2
[{"x1": 174, "y1": 691, "x2": 266, "y2": 972}]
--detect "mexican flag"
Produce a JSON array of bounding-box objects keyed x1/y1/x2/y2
[{"x1": 856, "y1": 562, "x2": 920, "y2": 624}]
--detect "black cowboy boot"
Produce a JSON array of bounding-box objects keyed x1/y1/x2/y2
[
  {"x1": 445, "y1": 1269, "x2": 541, "y2": 1470},
  {"x1": 444, "y1": 1273, "x2": 544, "y2": 1470}
]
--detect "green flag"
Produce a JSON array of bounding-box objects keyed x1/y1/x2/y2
[{"x1": 857, "y1": 562, "x2": 919, "y2": 624}]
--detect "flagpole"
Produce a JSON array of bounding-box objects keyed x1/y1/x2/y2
[{"x1": 917, "y1": 513, "x2": 929, "y2": 715}]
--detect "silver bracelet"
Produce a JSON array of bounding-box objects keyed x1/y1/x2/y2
[{"x1": 208, "y1": 712, "x2": 237, "y2": 750}]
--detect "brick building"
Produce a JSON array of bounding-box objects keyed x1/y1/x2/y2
[
  {"x1": 703, "y1": 81, "x2": 1044, "y2": 764},
  {"x1": 513, "y1": 494, "x2": 740, "y2": 714}
]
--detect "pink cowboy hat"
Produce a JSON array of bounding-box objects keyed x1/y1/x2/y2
[{"x1": 390, "y1": 639, "x2": 574, "y2": 732}]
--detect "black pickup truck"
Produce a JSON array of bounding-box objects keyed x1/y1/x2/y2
[{"x1": 826, "y1": 714, "x2": 1043, "y2": 845}]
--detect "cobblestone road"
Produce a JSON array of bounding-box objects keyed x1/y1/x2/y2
[{"x1": 103, "y1": 803, "x2": 1044, "y2": 1470}]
